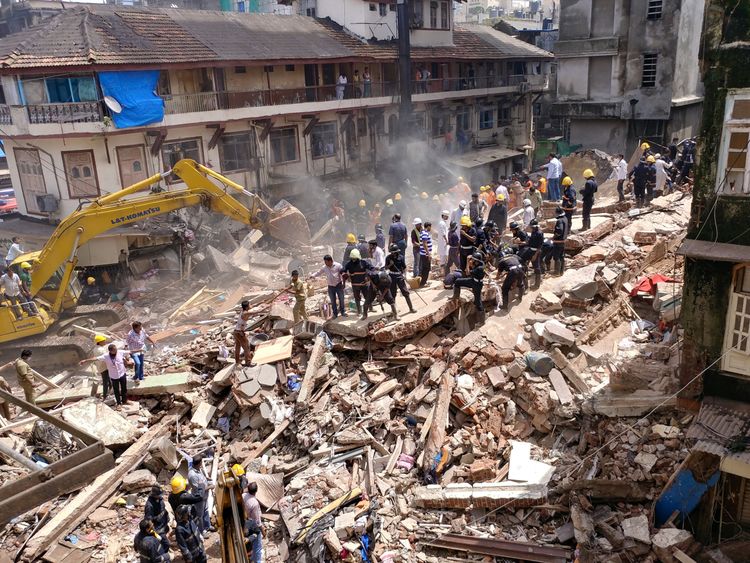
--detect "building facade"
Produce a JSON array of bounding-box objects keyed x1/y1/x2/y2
[
  {"x1": 551, "y1": 0, "x2": 705, "y2": 154},
  {"x1": 0, "y1": 4, "x2": 550, "y2": 223}
]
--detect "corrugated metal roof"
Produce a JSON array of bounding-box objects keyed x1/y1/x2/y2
[
  {"x1": 687, "y1": 397, "x2": 750, "y2": 464},
  {"x1": 0, "y1": 6, "x2": 552, "y2": 71}
]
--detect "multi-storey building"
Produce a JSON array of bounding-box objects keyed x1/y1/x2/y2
[
  {"x1": 0, "y1": 3, "x2": 550, "y2": 223},
  {"x1": 551, "y1": 0, "x2": 705, "y2": 154}
]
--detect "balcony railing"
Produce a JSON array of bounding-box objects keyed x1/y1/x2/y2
[
  {"x1": 0, "y1": 105, "x2": 12, "y2": 125},
  {"x1": 27, "y1": 101, "x2": 104, "y2": 124},
  {"x1": 413, "y1": 75, "x2": 547, "y2": 93}
]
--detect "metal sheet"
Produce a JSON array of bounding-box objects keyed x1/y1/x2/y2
[{"x1": 677, "y1": 238, "x2": 750, "y2": 263}]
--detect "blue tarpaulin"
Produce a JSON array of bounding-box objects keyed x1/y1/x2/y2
[
  {"x1": 654, "y1": 468, "x2": 720, "y2": 527},
  {"x1": 98, "y1": 71, "x2": 164, "y2": 129}
]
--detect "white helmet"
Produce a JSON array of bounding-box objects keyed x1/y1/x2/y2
[
  {"x1": 459, "y1": 200, "x2": 467, "y2": 209},
  {"x1": 413, "y1": 217, "x2": 423, "y2": 225},
  {"x1": 523, "y1": 198, "x2": 531, "y2": 206}
]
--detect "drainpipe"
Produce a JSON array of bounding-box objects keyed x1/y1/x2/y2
[{"x1": 397, "y1": 0, "x2": 412, "y2": 136}]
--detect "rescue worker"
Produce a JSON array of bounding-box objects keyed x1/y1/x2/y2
[
  {"x1": 469, "y1": 192, "x2": 485, "y2": 224},
  {"x1": 369, "y1": 202, "x2": 382, "y2": 232},
  {"x1": 362, "y1": 270, "x2": 398, "y2": 320},
  {"x1": 388, "y1": 214, "x2": 408, "y2": 259},
  {"x1": 410, "y1": 218, "x2": 423, "y2": 277},
  {"x1": 496, "y1": 250, "x2": 525, "y2": 311},
  {"x1": 640, "y1": 141, "x2": 652, "y2": 158},
  {"x1": 342, "y1": 249, "x2": 372, "y2": 315},
  {"x1": 450, "y1": 176, "x2": 471, "y2": 201},
  {"x1": 479, "y1": 184, "x2": 496, "y2": 217},
  {"x1": 375, "y1": 223, "x2": 385, "y2": 250},
  {"x1": 525, "y1": 184, "x2": 543, "y2": 217},
  {"x1": 134, "y1": 519, "x2": 170, "y2": 563},
  {"x1": 629, "y1": 156, "x2": 655, "y2": 208},
  {"x1": 356, "y1": 234, "x2": 369, "y2": 259},
  {"x1": 450, "y1": 200, "x2": 467, "y2": 227},
  {"x1": 445, "y1": 221, "x2": 460, "y2": 275},
  {"x1": 561, "y1": 176, "x2": 577, "y2": 234},
  {"x1": 369, "y1": 239, "x2": 385, "y2": 269},
  {"x1": 188, "y1": 453, "x2": 213, "y2": 535},
  {"x1": 452, "y1": 252, "x2": 485, "y2": 313},
  {"x1": 541, "y1": 239, "x2": 555, "y2": 276},
  {"x1": 644, "y1": 155, "x2": 658, "y2": 203},
  {"x1": 168, "y1": 476, "x2": 203, "y2": 527},
  {"x1": 18, "y1": 262, "x2": 37, "y2": 316},
  {"x1": 144, "y1": 485, "x2": 171, "y2": 550},
  {"x1": 418, "y1": 221, "x2": 433, "y2": 287},
  {"x1": 354, "y1": 199, "x2": 368, "y2": 235},
  {"x1": 385, "y1": 244, "x2": 416, "y2": 314},
  {"x1": 488, "y1": 194, "x2": 508, "y2": 235},
  {"x1": 459, "y1": 216, "x2": 477, "y2": 272},
  {"x1": 509, "y1": 221, "x2": 528, "y2": 250},
  {"x1": 175, "y1": 504, "x2": 207, "y2": 563},
  {"x1": 343, "y1": 233, "x2": 357, "y2": 265},
  {"x1": 580, "y1": 168, "x2": 598, "y2": 231},
  {"x1": 80, "y1": 276, "x2": 103, "y2": 305},
  {"x1": 233, "y1": 300, "x2": 254, "y2": 366},
  {"x1": 522, "y1": 198, "x2": 535, "y2": 228},
  {"x1": 551, "y1": 206, "x2": 568, "y2": 276},
  {"x1": 14, "y1": 350, "x2": 36, "y2": 405},
  {"x1": 528, "y1": 219, "x2": 545, "y2": 289},
  {"x1": 286, "y1": 270, "x2": 308, "y2": 324}
]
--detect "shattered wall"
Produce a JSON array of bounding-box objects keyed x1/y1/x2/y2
[{"x1": 681, "y1": 0, "x2": 750, "y2": 401}]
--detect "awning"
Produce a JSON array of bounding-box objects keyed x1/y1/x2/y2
[
  {"x1": 677, "y1": 239, "x2": 750, "y2": 263},
  {"x1": 687, "y1": 397, "x2": 750, "y2": 471},
  {"x1": 443, "y1": 146, "x2": 524, "y2": 170}
]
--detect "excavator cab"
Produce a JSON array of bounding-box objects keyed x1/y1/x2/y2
[{"x1": 215, "y1": 469, "x2": 252, "y2": 563}]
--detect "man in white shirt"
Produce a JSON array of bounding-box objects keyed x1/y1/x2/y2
[
  {"x1": 310, "y1": 255, "x2": 347, "y2": 318},
  {"x1": 80, "y1": 344, "x2": 133, "y2": 406},
  {"x1": 615, "y1": 153, "x2": 628, "y2": 202},
  {"x1": 437, "y1": 210, "x2": 450, "y2": 267},
  {"x1": 126, "y1": 321, "x2": 154, "y2": 382},
  {"x1": 450, "y1": 201, "x2": 468, "y2": 227},
  {"x1": 336, "y1": 73, "x2": 347, "y2": 100},
  {"x1": 1, "y1": 268, "x2": 23, "y2": 318},
  {"x1": 5, "y1": 237, "x2": 22, "y2": 266},
  {"x1": 368, "y1": 239, "x2": 385, "y2": 269},
  {"x1": 522, "y1": 198, "x2": 535, "y2": 227},
  {"x1": 495, "y1": 183, "x2": 510, "y2": 205},
  {"x1": 538, "y1": 153, "x2": 561, "y2": 201}
]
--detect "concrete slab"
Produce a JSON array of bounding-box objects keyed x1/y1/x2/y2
[
  {"x1": 61, "y1": 397, "x2": 137, "y2": 447},
  {"x1": 129, "y1": 372, "x2": 197, "y2": 396}
]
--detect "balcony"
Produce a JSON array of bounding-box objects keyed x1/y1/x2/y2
[
  {"x1": 0, "y1": 105, "x2": 12, "y2": 125},
  {"x1": 26, "y1": 101, "x2": 104, "y2": 124},
  {"x1": 549, "y1": 101, "x2": 622, "y2": 119}
]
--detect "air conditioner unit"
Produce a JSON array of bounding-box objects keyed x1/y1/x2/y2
[
  {"x1": 519, "y1": 82, "x2": 531, "y2": 93},
  {"x1": 36, "y1": 194, "x2": 59, "y2": 213}
]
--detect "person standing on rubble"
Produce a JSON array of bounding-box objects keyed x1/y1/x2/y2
[
  {"x1": 144, "y1": 485, "x2": 171, "y2": 552},
  {"x1": 459, "y1": 216, "x2": 477, "y2": 272},
  {"x1": 488, "y1": 194, "x2": 507, "y2": 236},
  {"x1": 169, "y1": 476, "x2": 203, "y2": 524},
  {"x1": 469, "y1": 192, "x2": 485, "y2": 224},
  {"x1": 126, "y1": 321, "x2": 155, "y2": 382},
  {"x1": 369, "y1": 239, "x2": 385, "y2": 269},
  {"x1": 418, "y1": 221, "x2": 433, "y2": 287},
  {"x1": 445, "y1": 222, "x2": 460, "y2": 275},
  {"x1": 134, "y1": 519, "x2": 170, "y2": 563},
  {"x1": 369, "y1": 203, "x2": 382, "y2": 233},
  {"x1": 551, "y1": 206, "x2": 568, "y2": 276},
  {"x1": 385, "y1": 244, "x2": 417, "y2": 314},
  {"x1": 356, "y1": 234, "x2": 369, "y2": 259},
  {"x1": 362, "y1": 270, "x2": 399, "y2": 320},
  {"x1": 538, "y1": 153, "x2": 562, "y2": 201},
  {"x1": 580, "y1": 168, "x2": 598, "y2": 231},
  {"x1": 188, "y1": 453, "x2": 214, "y2": 536},
  {"x1": 437, "y1": 211, "x2": 450, "y2": 269},
  {"x1": 522, "y1": 198, "x2": 535, "y2": 228},
  {"x1": 175, "y1": 504, "x2": 207, "y2": 563},
  {"x1": 654, "y1": 154, "x2": 672, "y2": 195},
  {"x1": 410, "y1": 219, "x2": 423, "y2": 278},
  {"x1": 496, "y1": 250, "x2": 525, "y2": 311},
  {"x1": 525, "y1": 184, "x2": 543, "y2": 217},
  {"x1": 342, "y1": 248, "x2": 372, "y2": 316},
  {"x1": 286, "y1": 270, "x2": 308, "y2": 325},
  {"x1": 80, "y1": 344, "x2": 133, "y2": 407},
  {"x1": 527, "y1": 220, "x2": 544, "y2": 289},
  {"x1": 388, "y1": 214, "x2": 408, "y2": 259},
  {"x1": 11, "y1": 349, "x2": 37, "y2": 405},
  {"x1": 343, "y1": 233, "x2": 357, "y2": 265},
  {"x1": 629, "y1": 156, "x2": 654, "y2": 207},
  {"x1": 232, "y1": 300, "x2": 254, "y2": 366},
  {"x1": 615, "y1": 154, "x2": 628, "y2": 202},
  {"x1": 242, "y1": 482, "x2": 263, "y2": 563},
  {"x1": 451, "y1": 252, "x2": 485, "y2": 313},
  {"x1": 375, "y1": 223, "x2": 385, "y2": 250},
  {"x1": 310, "y1": 255, "x2": 347, "y2": 319},
  {"x1": 561, "y1": 176, "x2": 577, "y2": 234}
]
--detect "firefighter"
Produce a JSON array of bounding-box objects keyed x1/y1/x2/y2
[
  {"x1": 561, "y1": 176, "x2": 577, "y2": 234},
  {"x1": 496, "y1": 250, "x2": 525, "y2": 311},
  {"x1": 452, "y1": 252, "x2": 485, "y2": 313},
  {"x1": 385, "y1": 244, "x2": 417, "y2": 314},
  {"x1": 580, "y1": 168, "x2": 598, "y2": 231},
  {"x1": 175, "y1": 505, "x2": 206, "y2": 563},
  {"x1": 362, "y1": 270, "x2": 399, "y2": 321},
  {"x1": 459, "y1": 216, "x2": 476, "y2": 272},
  {"x1": 550, "y1": 206, "x2": 568, "y2": 276},
  {"x1": 527, "y1": 219, "x2": 545, "y2": 289}
]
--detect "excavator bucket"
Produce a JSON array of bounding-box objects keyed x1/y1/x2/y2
[{"x1": 267, "y1": 200, "x2": 311, "y2": 248}]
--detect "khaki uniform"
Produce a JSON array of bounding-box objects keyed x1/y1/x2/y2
[
  {"x1": 0, "y1": 376, "x2": 12, "y2": 419},
  {"x1": 15, "y1": 359, "x2": 35, "y2": 404},
  {"x1": 290, "y1": 279, "x2": 308, "y2": 324}
]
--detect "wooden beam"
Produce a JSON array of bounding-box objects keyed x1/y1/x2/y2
[
  {"x1": 297, "y1": 334, "x2": 326, "y2": 404},
  {"x1": 421, "y1": 370, "x2": 454, "y2": 475},
  {"x1": 207, "y1": 123, "x2": 226, "y2": 150},
  {"x1": 241, "y1": 419, "x2": 291, "y2": 467},
  {"x1": 0, "y1": 440, "x2": 37, "y2": 470}
]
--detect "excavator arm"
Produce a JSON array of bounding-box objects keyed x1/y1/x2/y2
[{"x1": 28, "y1": 159, "x2": 309, "y2": 309}]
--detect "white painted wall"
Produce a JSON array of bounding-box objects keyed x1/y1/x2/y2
[{"x1": 316, "y1": 0, "x2": 397, "y2": 40}]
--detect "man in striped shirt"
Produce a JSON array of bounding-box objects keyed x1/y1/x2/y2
[{"x1": 418, "y1": 221, "x2": 433, "y2": 287}]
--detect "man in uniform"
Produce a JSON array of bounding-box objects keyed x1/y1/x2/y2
[
  {"x1": 385, "y1": 244, "x2": 416, "y2": 314},
  {"x1": 362, "y1": 270, "x2": 399, "y2": 320},
  {"x1": 15, "y1": 350, "x2": 36, "y2": 404},
  {"x1": 551, "y1": 206, "x2": 568, "y2": 276},
  {"x1": 496, "y1": 250, "x2": 525, "y2": 311},
  {"x1": 452, "y1": 252, "x2": 485, "y2": 313},
  {"x1": 445, "y1": 222, "x2": 460, "y2": 275},
  {"x1": 410, "y1": 219, "x2": 423, "y2": 277},
  {"x1": 388, "y1": 214, "x2": 408, "y2": 259},
  {"x1": 342, "y1": 249, "x2": 372, "y2": 315},
  {"x1": 286, "y1": 270, "x2": 308, "y2": 324},
  {"x1": 580, "y1": 168, "x2": 598, "y2": 231},
  {"x1": 630, "y1": 156, "x2": 655, "y2": 208},
  {"x1": 527, "y1": 219, "x2": 545, "y2": 289},
  {"x1": 144, "y1": 485, "x2": 171, "y2": 552},
  {"x1": 133, "y1": 519, "x2": 170, "y2": 563},
  {"x1": 168, "y1": 476, "x2": 203, "y2": 527},
  {"x1": 459, "y1": 216, "x2": 476, "y2": 272},
  {"x1": 18, "y1": 262, "x2": 37, "y2": 316},
  {"x1": 561, "y1": 176, "x2": 577, "y2": 234},
  {"x1": 175, "y1": 505, "x2": 207, "y2": 563},
  {"x1": 343, "y1": 233, "x2": 357, "y2": 265}
]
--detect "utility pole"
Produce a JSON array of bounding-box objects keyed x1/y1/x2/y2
[{"x1": 396, "y1": 0, "x2": 412, "y2": 137}]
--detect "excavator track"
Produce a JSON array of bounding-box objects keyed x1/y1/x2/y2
[{"x1": 0, "y1": 333, "x2": 94, "y2": 373}]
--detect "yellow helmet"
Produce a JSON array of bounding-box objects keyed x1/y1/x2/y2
[
  {"x1": 394, "y1": 193, "x2": 402, "y2": 201},
  {"x1": 94, "y1": 334, "x2": 107, "y2": 344},
  {"x1": 562, "y1": 177, "x2": 573, "y2": 186},
  {"x1": 346, "y1": 233, "x2": 357, "y2": 244},
  {"x1": 641, "y1": 142, "x2": 650, "y2": 150},
  {"x1": 457, "y1": 176, "x2": 464, "y2": 182},
  {"x1": 420, "y1": 191, "x2": 428, "y2": 199},
  {"x1": 171, "y1": 475, "x2": 187, "y2": 494},
  {"x1": 583, "y1": 169, "x2": 595, "y2": 179},
  {"x1": 231, "y1": 463, "x2": 245, "y2": 476},
  {"x1": 497, "y1": 193, "x2": 506, "y2": 201},
  {"x1": 385, "y1": 198, "x2": 393, "y2": 206},
  {"x1": 480, "y1": 185, "x2": 488, "y2": 192},
  {"x1": 646, "y1": 155, "x2": 656, "y2": 163},
  {"x1": 460, "y1": 216, "x2": 472, "y2": 227},
  {"x1": 358, "y1": 199, "x2": 366, "y2": 208},
  {"x1": 20, "y1": 262, "x2": 31, "y2": 270},
  {"x1": 87, "y1": 276, "x2": 96, "y2": 285}
]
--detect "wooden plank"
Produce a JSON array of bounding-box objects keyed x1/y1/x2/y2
[
  {"x1": 0, "y1": 404, "x2": 77, "y2": 435},
  {"x1": 365, "y1": 446, "x2": 376, "y2": 496},
  {"x1": 384, "y1": 436, "x2": 403, "y2": 475},
  {"x1": 550, "y1": 348, "x2": 590, "y2": 395},
  {"x1": 547, "y1": 369, "x2": 574, "y2": 404},
  {"x1": 421, "y1": 370, "x2": 454, "y2": 473},
  {"x1": 253, "y1": 335, "x2": 294, "y2": 365},
  {"x1": 297, "y1": 334, "x2": 326, "y2": 404},
  {"x1": 241, "y1": 419, "x2": 291, "y2": 467},
  {"x1": 23, "y1": 405, "x2": 189, "y2": 562}
]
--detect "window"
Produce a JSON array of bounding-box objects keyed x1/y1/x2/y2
[
  {"x1": 641, "y1": 53, "x2": 658, "y2": 88},
  {"x1": 269, "y1": 127, "x2": 299, "y2": 165},
  {"x1": 311, "y1": 122, "x2": 338, "y2": 159},
  {"x1": 379, "y1": 2, "x2": 387, "y2": 16},
  {"x1": 369, "y1": 3, "x2": 376, "y2": 10},
  {"x1": 647, "y1": 0, "x2": 663, "y2": 20},
  {"x1": 722, "y1": 264, "x2": 750, "y2": 376},
  {"x1": 219, "y1": 132, "x2": 257, "y2": 173},
  {"x1": 306, "y1": 7, "x2": 316, "y2": 16},
  {"x1": 234, "y1": 66, "x2": 246, "y2": 74},
  {"x1": 161, "y1": 138, "x2": 203, "y2": 179},
  {"x1": 456, "y1": 105, "x2": 471, "y2": 132},
  {"x1": 440, "y1": 1, "x2": 449, "y2": 29},
  {"x1": 62, "y1": 150, "x2": 99, "y2": 198},
  {"x1": 285, "y1": 65, "x2": 295, "y2": 72},
  {"x1": 264, "y1": 65, "x2": 274, "y2": 73},
  {"x1": 20, "y1": 75, "x2": 98, "y2": 104},
  {"x1": 479, "y1": 108, "x2": 494, "y2": 130},
  {"x1": 430, "y1": 1, "x2": 438, "y2": 27}
]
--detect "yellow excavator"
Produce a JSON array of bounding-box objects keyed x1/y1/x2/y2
[
  {"x1": 215, "y1": 469, "x2": 253, "y2": 563},
  {"x1": 1, "y1": 159, "x2": 310, "y2": 367}
]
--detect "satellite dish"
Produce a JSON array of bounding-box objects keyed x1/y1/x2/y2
[{"x1": 104, "y1": 96, "x2": 122, "y2": 114}]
